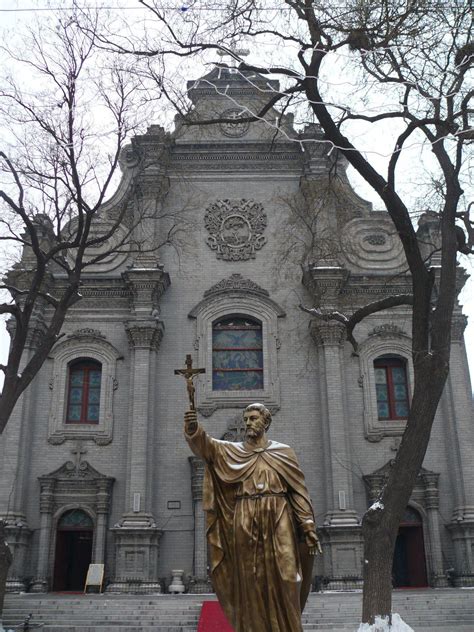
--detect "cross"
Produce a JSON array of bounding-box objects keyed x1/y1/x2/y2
[
  {"x1": 71, "y1": 441, "x2": 87, "y2": 475},
  {"x1": 174, "y1": 354, "x2": 206, "y2": 411},
  {"x1": 217, "y1": 39, "x2": 250, "y2": 65}
]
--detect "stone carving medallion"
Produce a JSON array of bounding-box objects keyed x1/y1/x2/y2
[
  {"x1": 219, "y1": 108, "x2": 250, "y2": 138},
  {"x1": 204, "y1": 199, "x2": 267, "y2": 261}
]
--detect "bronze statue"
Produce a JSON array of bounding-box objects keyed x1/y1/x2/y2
[{"x1": 184, "y1": 403, "x2": 321, "y2": 632}]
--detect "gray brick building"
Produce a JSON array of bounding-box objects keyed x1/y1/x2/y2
[{"x1": 1, "y1": 65, "x2": 473, "y2": 594}]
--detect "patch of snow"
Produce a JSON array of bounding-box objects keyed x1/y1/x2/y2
[
  {"x1": 356, "y1": 613, "x2": 414, "y2": 632},
  {"x1": 368, "y1": 500, "x2": 384, "y2": 512}
]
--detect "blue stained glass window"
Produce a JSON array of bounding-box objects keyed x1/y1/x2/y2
[
  {"x1": 374, "y1": 356, "x2": 410, "y2": 421},
  {"x1": 376, "y1": 384, "x2": 388, "y2": 402},
  {"x1": 59, "y1": 509, "x2": 93, "y2": 529},
  {"x1": 212, "y1": 317, "x2": 263, "y2": 391},
  {"x1": 378, "y1": 402, "x2": 390, "y2": 419},
  {"x1": 66, "y1": 359, "x2": 102, "y2": 424}
]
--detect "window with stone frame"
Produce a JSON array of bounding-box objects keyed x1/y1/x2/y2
[
  {"x1": 212, "y1": 316, "x2": 263, "y2": 391},
  {"x1": 374, "y1": 355, "x2": 410, "y2": 420},
  {"x1": 66, "y1": 358, "x2": 102, "y2": 424}
]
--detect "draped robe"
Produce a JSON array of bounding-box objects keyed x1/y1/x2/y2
[{"x1": 186, "y1": 423, "x2": 316, "y2": 632}]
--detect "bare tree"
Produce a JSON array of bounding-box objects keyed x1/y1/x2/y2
[
  {"x1": 0, "y1": 8, "x2": 193, "y2": 440},
  {"x1": 96, "y1": 0, "x2": 473, "y2": 624}
]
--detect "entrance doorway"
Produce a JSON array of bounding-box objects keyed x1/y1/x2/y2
[
  {"x1": 392, "y1": 507, "x2": 428, "y2": 588},
  {"x1": 53, "y1": 509, "x2": 94, "y2": 591}
]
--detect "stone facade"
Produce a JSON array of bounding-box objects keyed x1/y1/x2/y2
[{"x1": 1, "y1": 65, "x2": 474, "y2": 593}]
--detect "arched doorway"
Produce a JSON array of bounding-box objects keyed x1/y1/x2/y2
[
  {"x1": 392, "y1": 506, "x2": 428, "y2": 588},
  {"x1": 53, "y1": 509, "x2": 94, "y2": 591}
]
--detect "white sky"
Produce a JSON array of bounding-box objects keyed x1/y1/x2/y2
[{"x1": 0, "y1": 0, "x2": 473, "y2": 390}]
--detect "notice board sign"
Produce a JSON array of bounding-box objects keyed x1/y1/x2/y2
[{"x1": 84, "y1": 563, "x2": 104, "y2": 593}]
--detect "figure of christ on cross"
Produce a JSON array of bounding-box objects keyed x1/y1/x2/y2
[{"x1": 174, "y1": 354, "x2": 206, "y2": 411}]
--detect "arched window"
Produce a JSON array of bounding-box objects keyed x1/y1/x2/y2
[
  {"x1": 212, "y1": 316, "x2": 263, "y2": 391},
  {"x1": 374, "y1": 355, "x2": 409, "y2": 420},
  {"x1": 58, "y1": 509, "x2": 94, "y2": 530},
  {"x1": 66, "y1": 359, "x2": 102, "y2": 424}
]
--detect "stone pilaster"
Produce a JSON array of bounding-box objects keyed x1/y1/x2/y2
[
  {"x1": 421, "y1": 471, "x2": 448, "y2": 587},
  {"x1": 1, "y1": 319, "x2": 46, "y2": 590},
  {"x1": 442, "y1": 315, "x2": 474, "y2": 585},
  {"x1": 93, "y1": 479, "x2": 113, "y2": 564},
  {"x1": 310, "y1": 321, "x2": 362, "y2": 585},
  {"x1": 188, "y1": 456, "x2": 212, "y2": 593},
  {"x1": 123, "y1": 321, "x2": 163, "y2": 524},
  {"x1": 311, "y1": 321, "x2": 359, "y2": 527},
  {"x1": 1, "y1": 317, "x2": 48, "y2": 592},
  {"x1": 2, "y1": 517, "x2": 31, "y2": 593},
  {"x1": 30, "y1": 479, "x2": 55, "y2": 593},
  {"x1": 110, "y1": 265, "x2": 169, "y2": 593}
]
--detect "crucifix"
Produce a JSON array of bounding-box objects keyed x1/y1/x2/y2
[{"x1": 174, "y1": 354, "x2": 206, "y2": 411}]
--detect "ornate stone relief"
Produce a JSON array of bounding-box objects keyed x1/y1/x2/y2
[
  {"x1": 204, "y1": 273, "x2": 269, "y2": 299},
  {"x1": 368, "y1": 323, "x2": 409, "y2": 339},
  {"x1": 342, "y1": 217, "x2": 405, "y2": 271},
  {"x1": 204, "y1": 199, "x2": 267, "y2": 261},
  {"x1": 221, "y1": 413, "x2": 247, "y2": 442},
  {"x1": 219, "y1": 108, "x2": 250, "y2": 138}
]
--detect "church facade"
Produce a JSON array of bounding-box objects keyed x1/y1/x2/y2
[{"x1": 1, "y1": 65, "x2": 474, "y2": 594}]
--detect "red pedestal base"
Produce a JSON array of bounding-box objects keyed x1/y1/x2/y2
[{"x1": 197, "y1": 601, "x2": 235, "y2": 632}]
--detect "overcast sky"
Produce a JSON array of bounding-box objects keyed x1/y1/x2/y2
[{"x1": 0, "y1": 0, "x2": 473, "y2": 390}]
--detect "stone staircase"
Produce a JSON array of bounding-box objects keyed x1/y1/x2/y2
[{"x1": 3, "y1": 589, "x2": 474, "y2": 631}]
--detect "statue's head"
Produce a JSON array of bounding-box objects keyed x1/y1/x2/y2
[{"x1": 244, "y1": 402, "x2": 272, "y2": 431}]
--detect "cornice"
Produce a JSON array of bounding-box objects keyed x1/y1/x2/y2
[{"x1": 189, "y1": 273, "x2": 286, "y2": 319}]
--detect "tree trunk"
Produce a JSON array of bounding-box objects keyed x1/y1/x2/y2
[
  {"x1": 0, "y1": 522, "x2": 13, "y2": 630},
  {"x1": 361, "y1": 356, "x2": 449, "y2": 623},
  {"x1": 362, "y1": 514, "x2": 395, "y2": 624}
]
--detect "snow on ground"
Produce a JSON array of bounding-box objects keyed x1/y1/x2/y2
[{"x1": 356, "y1": 613, "x2": 414, "y2": 631}]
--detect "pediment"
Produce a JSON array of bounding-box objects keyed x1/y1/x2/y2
[
  {"x1": 364, "y1": 460, "x2": 438, "y2": 482},
  {"x1": 189, "y1": 274, "x2": 285, "y2": 318},
  {"x1": 39, "y1": 460, "x2": 113, "y2": 482}
]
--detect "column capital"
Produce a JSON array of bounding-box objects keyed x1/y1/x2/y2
[
  {"x1": 39, "y1": 479, "x2": 56, "y2": 513},
  {"x1": 451, "y1": 314, "x2": 468, "y2": 342},
  {"x1": 125, "y1": 321, "x2": 164, "y2": 351},
  {"x1": 310, "y1": 321, "x2": 346, "y2": 347}
]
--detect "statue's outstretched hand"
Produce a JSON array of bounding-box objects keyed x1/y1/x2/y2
[
  {"x1": 184, "y1": 409, "x2": 198, "y2": 435},
  {"x1": 305, "y1": 531, "x2": 322, "y2": 556}
]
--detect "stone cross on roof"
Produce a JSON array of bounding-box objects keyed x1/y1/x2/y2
[{"x1": 217, "y1": 40, "x2": 250, "y2": 65}]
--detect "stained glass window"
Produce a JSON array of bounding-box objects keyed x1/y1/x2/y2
[
  {"x1": 374, "y1": 356, "x2": 409, "y2": 420},
  {"x1": 58, "y1": 509, "x2": 93, "y2": 529},
  {"x1": 212, "y1": 316, "x2": 263, "y2": 391},
  {"x1": 66, "y1": 359, "x2": 102, "y2": 424}
]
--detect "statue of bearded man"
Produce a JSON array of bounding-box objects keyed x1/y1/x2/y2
[{"x1": 184, "y1": 403, "x2": 321, "y2": 632}]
